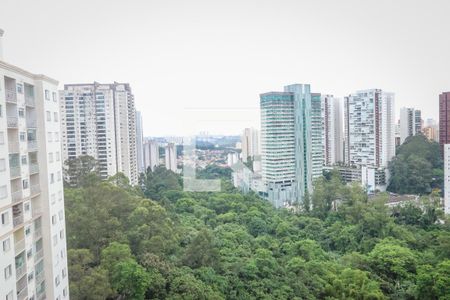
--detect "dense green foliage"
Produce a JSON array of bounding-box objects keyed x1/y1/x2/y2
[
  {"x1": 65, "y1": 165, "x2": 450, "y2": 299},
  {"x1": 388, "y1": 134, "x2": 443, "y2": 194}
]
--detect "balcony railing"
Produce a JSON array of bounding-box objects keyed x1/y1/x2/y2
[
  {"x1": 8, "y1": 140, "x2": 19, "y2": 153},
  {"x1": 32, "y1": 207, "x2": 42, "y2": 217},
  {"x1": 27, "y1": 119, "x2": 37, "y2": 128},
  {"x1": 35, "y1": 270, "x2": 45, "y2": 284},
  {"x1": 30, "y1": 185, "x2": 40, "y2": 197},
  {"x1": 34, "y1": 227, "x2": 42, "y2": 239},
  {"x1": 11, "y1": 190, "x2": 23, "y2": 203},
  {"x1": 34, "y1": 249, "x2": 44, "y2": 263},
  {"x1": 29, "y1": 163, "x2": 39, "y2": 174},
  {"x1": 15, "y1": 263, "x2": 26, "y2": 278},
  {"x1": 16, "y1": 271, "x2": 27, "y2": 291},
  {"x1": 7, "y1": 116, "x2": 18, "y2": 128},
  {"x1": 10, "y1": 166, "x2": 21, "y2": 179},
  {"x1": 17, "y1": 286, "x2": 28, "y2": 300},
  {"x1": 25, "y1": 95, "x2": 35, "y2": 107},
  {"x1": 28, "y1": 140, "x2": 38, "y2": 151},
  {"x1": 13, "y1": 215, "x2": 24, "y2": 228},
  {"x1": 5, "y1": 89, "x2": 17, "y2": 103},
  {"x1": 14, "y1": 238, "x2": 25, "y2": 254}
]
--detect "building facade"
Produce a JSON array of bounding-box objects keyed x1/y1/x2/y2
[
  {"x1": 260, "y1": 84, "x2": 322, "y2": 207},
  {"x1": 399, "y1": 107, "x2": 421, "y2": 144},
  {"x1": 59, "y1": 82, "x2": 138, "y2": 185},
  {"x1": 439, "y1": 92, "x2": 450, "y2": 154},
  {"x1": 241, "y1": 127, "x2": 259, "y2": 163},
  {"x1": 143, "y1": 139, "x2": 160, "y2": 172},
  {"x1": 321, "y1": 95, "x2": 343, "y2": 165},
  {"x1": 164, "y1": 142, "x2": 177, "y2": 172},
  {"x1": 135, "y1": 111, "x2": 144, "y2": 174},
  {"x1": 444, "y1": 144, "x2": 450, "y2": 215},
  {"x1": 0, "y1": 56, "x2": 69, "y2": 298},
  {"x1": 344, "y1": 89, "x2": 395, "y2": 168}
]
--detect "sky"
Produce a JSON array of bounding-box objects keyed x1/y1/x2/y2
[{"x1": 1, "y1": 0, "x2": 449, "y2": 136}]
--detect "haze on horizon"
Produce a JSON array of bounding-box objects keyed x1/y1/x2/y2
[{"x1": 1, "y1": 0, "x2": 449, "y2": 136}]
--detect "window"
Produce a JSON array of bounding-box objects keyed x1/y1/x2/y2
[
  {"x1": 49, "y1": 152, "x2": 54, "y2": 163},
  {"x1": 22, "y1": 179, "x2": 29, "y2": 189},
  {"x1": 57, "y1": 171, "x2": 62, "y2": 181},
  {"x1": 1, "y1": 211, "x2": 9, "y2": 225},
  {"x1": 58, "y1": 210, "x2": 63, "y2": 221},
  {"x1": 55, "y1": 275, "x2": 60, "y2": 286},
  {"x1": 18, "y1": 108, "x2": 25, "y2": 117},
  {"x1": 25, "y1": 226, "x2": 31, "y2": 236},
  {"x1": 51, "y1": 194, "x2": 56, "y2": 205},
  {"x1": 53, "y1": 234, "x2": 58, "y2": 246},
  {"x1": 0, "y1": 132, "x2": 4, "y2": 144},
  {"x1": 63, "y1": 287, "x2": 68, "y2": 297},
  {"x1": 52, "y1": 92, "x2": 57, "y2": 102},
  {"x1": 62, "y1": 268, "x2": 67, "y2": 278},
  {"x1": 17, "y1": 83, "x2": 23, "y2": 94},
  {"x1": 46, "y1": 111, "x2": 51, "y2": 121},
  {"x1": 21, "y1": 155, "x2": 27, "y2": 165},
  {"x1": 27, "y1": 272, "x2": 34, "y2": 281},
  {"x1": 56, "y1": 151, "x2": 60, "y2": 161},
  {"x1": 52, "y1": 215, "x2": 57, "y2": 225},
  {"x1": 48, "y1": 132, "x2": 53, "y2": 142},
  {"x1": 50, "y1": 173, "x2": 54, "y2": 183},
  {"x1": 0, "y1": 159, "x2": 5, "y2": 171},
  {"x1": 19, "y1": 132, "x2": 26, "y2": 141},
  {"x1": 58, "y1": 191, "x2": 63, "y2": 201},
  {"x1": 0, "y1": 186, "x2": 7, "y2": 199},
  {"x1": 2, "y1": 238, "x2": 10, "y2": 252},
  {"x1": 54, "y1": 112, "x2": 58, "y2": 122},
  {"x1": 24, "y1": 202, "x2": 30, "y2": 212},
  {"x1": 4, "y1": 264, "x2": 12, "y2": 279},
  {"x1": 45, "y1": 90, "x2": 50, "y2": 100},
  {"x1": 60, "y1": 229, "x2": 64, "y2": 239}
]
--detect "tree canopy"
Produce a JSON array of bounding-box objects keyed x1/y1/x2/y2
[{"x1": 65, "y1": 163, "x2": 450, "y2": 299}]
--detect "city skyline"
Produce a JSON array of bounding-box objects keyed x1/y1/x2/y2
[{"x1": 1, "y1": 0, "x2": 450, "y2": 136}]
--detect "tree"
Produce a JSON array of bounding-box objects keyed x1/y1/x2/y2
[
  {"x1": 182, "y1": 229, "x2": 220, "y2": 269},
  {"x1": 63, "y1": 155, "x2": 100, "y2": 187}
]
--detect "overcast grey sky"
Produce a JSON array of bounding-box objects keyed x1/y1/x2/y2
[{"x1": 1, "y1": 0, "x2": 449, "y2": 136}]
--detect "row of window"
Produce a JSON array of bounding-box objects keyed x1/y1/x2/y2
[{"x1": 46, "y1": 110, "x2": 59, "y2": 122}]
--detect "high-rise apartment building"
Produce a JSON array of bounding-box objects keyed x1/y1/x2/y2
[
  {"x1": 0, "y1": 33, "x2": 69, "y2": 299},
  {"x1": 143, "y1": 139, "x2": 160, "y2": 172},
  {"x1": 444, "y1": 144, "x2": 450, "y2": 215},
  {"x1": 60, "y1": 82, "x2": 138, "y2": 185},
  {"x1": 241, "y1": 128, "x2": 259, "y2": 162},
  {"x1": 260, "y1": 84, "x2": 322, "y2": 207},
  {"x1": 423, "y1": 118, "x2": 439, "y2": 142},
  {"x1": 344, "y1": 89, "x2": 395, "y2": 168},
  {"x1": 439, "y1": 92, "x2": 450, "y2": 154},
  {"x1": 399, "y1": 107, "x2": 421, "y2": 144},
  {"x1": 321, "y1": 95, "x2": 343, "y2": 165},
  {"x1": 135, "y1": 111, "x2": 144, "y2": 174},
  {"x1": 164, "y1": 143, "x2": 177, "y2": 172}
]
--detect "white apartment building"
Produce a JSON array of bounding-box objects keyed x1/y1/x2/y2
[
  {"x1": 135, "y1": 111, "x2": 144, "y2": 174},
  {"x1": 344, "y1": 89, "x2": 395, "y2": 168},
  {"x1": 164, "y1": 142, "x2": 177, "y2": 173},
  {"x1": 322, "y1": 95, "x2": 343, "y2": 165},
  {"x1": 444, "y1": 144, "x2": 450, "y2": 215},
  {"x1": 0, "y1": 31, "x2": 69, "y2": 300},
  {"x1": 399, "y1": 107, "x2": 421, "y2": 144},
  {"x1": 143, "y1": 139, "x2": 160, "y2": 172},
  {"x1": 60, "y1": 82, "x2": 138, "y2": 185},
  {"x1": 241, "y1": 128, "x2": 259, "y2": 163}
]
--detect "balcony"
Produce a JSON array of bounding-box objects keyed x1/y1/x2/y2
[
  {"x1": 14, "y1": 238, "x2": 25, "y2": 254},
  {"x1": 17, "y1": 286, "x2": 28, "y2": 300},
  {"x1": 35, "y1": 270, "x2": 45, "y2": 284},
  {"x1": 27, "y1": 119, "x2": 37, "y2": 128},
  {"x1": 32, "y1": 206, "x2": 42, "y2": 218},
  {"x1": 11, "y1": 190, "x2": 23, "y2": 203},
  {"x1": 30, "y1": 185, "x2": 40, "y2": 197},
  {"x1": 5, "y1": 88, "x2": 17, "y2": 103},
  {"x1": 34, "y1": 249, "x2": 44, "y2": 263},
  {"x1": 7, "y1": 116, "x2": 18, "y2": 128},
  {"x1": 28, "y1": 140, "x2": 38, "y2": 151},
  {"x1": 10, "y1": 166, "x2": 21, "y2": 179},
  {"x1": 25, "y1": 95, "x2": 35, "y2": 107},
  {"x1": 8, "y1": 140, "x2": 19, "y2": 153},
  {"x1": 34, "y1": 227, "x2": 42, "y2": 239},
  {"x1": 29, "y1": 163, "x2": 39, "y2": 174},
  {"x1": 13, "y1": 215, "x2": 24, "y2": 228},
  {"x1": 15, "y1": 263, "x2": 26, "y2": 278}
]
